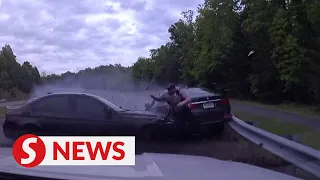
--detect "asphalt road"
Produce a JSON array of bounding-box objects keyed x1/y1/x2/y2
[{"x1": 231, "y1": 101, "x2": 320, "y2": 129}]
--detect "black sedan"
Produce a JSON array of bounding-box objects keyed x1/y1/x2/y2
[
  {"x1": 3, "y1": 92, "x2": 170, "y2": 141},
  {"x1": 149, "y1": 87, "x2": 232, "y2": 137}
]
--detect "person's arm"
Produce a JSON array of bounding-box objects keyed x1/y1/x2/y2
[
  {"x1": 145, "y1": 99, "x2": 156, "y2": 110},
  {"x1": 149, "y1": 99, "x2": 156, "y2": 106},
  {"x1": 149, "y1": 100, "x2": 156, "y2": 108},
  {"x1": 151, "y1": 92, "x2": 167, "y2": 102},
  {"x1": 178, "y1": 91, "x2": 191, "y2": 106}
]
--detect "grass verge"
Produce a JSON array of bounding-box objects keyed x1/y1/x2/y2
[
  {"x1": 233, "y1": 110, "x2": 320, "y2": 150},
  {"x1": 232, "y1": 99, "x2": 320, "y2": 119}
]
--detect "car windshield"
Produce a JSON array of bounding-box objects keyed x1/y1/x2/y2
[{"x1": 93, "y1": 94, "x2": 125, "y2": 112}]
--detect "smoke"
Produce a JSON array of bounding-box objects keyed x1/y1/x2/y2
[{"x1": 29, "y1": 68, "x2": 165, "y2": 110}]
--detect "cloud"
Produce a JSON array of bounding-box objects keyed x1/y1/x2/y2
[{"x1": 0, "y1": 0, "x2": 201, "y2": 74}]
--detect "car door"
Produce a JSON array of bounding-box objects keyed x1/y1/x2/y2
[
  {"x1": 31, "y1": 95, "x2": 73, "y2": 136},
  {"x1": 70, "y1": 95, "x2": 115, "y2": 136}
]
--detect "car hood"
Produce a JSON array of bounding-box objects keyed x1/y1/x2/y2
[{"x1": 0, "y1": 148, "x2": 300, "y2": 180}]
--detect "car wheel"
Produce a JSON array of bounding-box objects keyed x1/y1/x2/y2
[
  {"x1": 212, "y1": 123, "x2": 225, "y2": 136},
  {"x1": 201, "y1": 123, "x2": 225, "y2": 139},
  {"x1": 21, "y1": 124, "x2": 41, "y2": 136}
]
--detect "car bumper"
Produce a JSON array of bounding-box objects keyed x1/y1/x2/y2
[
  {"x1": 196, "y1": 113, "x2": 232, "y2": 123},
  {"x1": 200, "y1": 119, "x2": 228, "y2": 126}
]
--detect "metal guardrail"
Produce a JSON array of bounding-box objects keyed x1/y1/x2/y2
[{"x1": 229, "y1": 115, "x2": 320, "y2": 179}]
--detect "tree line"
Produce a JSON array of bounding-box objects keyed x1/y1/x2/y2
[
  {"x1": 132, "y1": 0, "x2": 320, "y2": 104},
  {"x1": 0, "y1": 45, "x2": 41, "y2": 100},
  {"x1": 0, "y1": 45, "x2": 135, "y2": 99},
  {"x1": 0, "y1": 42, "x2": 150, "y2": 100}
]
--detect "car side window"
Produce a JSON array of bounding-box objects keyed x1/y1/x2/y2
[
  {"x1": 74, "y1": 96, "x2": 105, "y2": 119},
  {"x1": 32, "y1": 95, "x2": 70, "y2": 114}
]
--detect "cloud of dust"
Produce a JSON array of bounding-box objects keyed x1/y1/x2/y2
[{"x1": 29, "y1": 68, "x2": 167, "y2": 109}]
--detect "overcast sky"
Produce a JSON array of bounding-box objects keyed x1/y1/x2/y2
[{"x1": 0, "y1": 0, "x2": 202, "y2": 74}]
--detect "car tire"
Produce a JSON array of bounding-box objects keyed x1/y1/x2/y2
[
  {"x1": 212, "y1": 123, "x2": 225, "y2": 137},
  {"x1": 201, "y1": 123, "x2": 225, "y2": 139},
  {"x1": 21, "y1": 124, "x2": 41, "y2": 136}
]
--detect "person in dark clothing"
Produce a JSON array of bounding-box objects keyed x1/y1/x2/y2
[{"x1": 149, "y1": 83, "x2": 198, "y2": 139}]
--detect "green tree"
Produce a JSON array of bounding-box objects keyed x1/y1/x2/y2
[{"x1": 131, "y1": 0, "x2": 320, "y2": 104}]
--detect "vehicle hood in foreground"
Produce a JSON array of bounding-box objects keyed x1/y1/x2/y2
[{"x1": 0, "y1": 148, "x2": 300, "y2": 180}]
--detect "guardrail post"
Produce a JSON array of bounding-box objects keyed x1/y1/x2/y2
[
  {"x1": 244, "y1": 121, "x2": 265, "y2": 163},
  {"x1": 282, "y1": 134, "x2": 300, "y2": 176},
  {"x1": 225, "y1": 123, "x2": 237, "y2": 141},
  {"x1": 226, "y1": 114, "x2": 241, "y2": 141},
  {"x1": 247, "y1": 142, "x2": 265, "y2": 164}
]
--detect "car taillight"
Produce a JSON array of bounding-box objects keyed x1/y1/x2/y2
[
  {"x1": 220, "y1": 98, "x2": 229, "y2": 105},
  {"x1": 188, "y1": 103, "x2": 197, "y2": 109}
]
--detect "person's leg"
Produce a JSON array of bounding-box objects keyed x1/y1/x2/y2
[
  {"x1": 182, "y1": 106, "x2": 200, "y2": 133},
  {"x1": 172, "y1": 110, "x2": 187, "y2": 140},
  {"x1": 176, "y1": 106, "x2": 196, "y2": 139}
]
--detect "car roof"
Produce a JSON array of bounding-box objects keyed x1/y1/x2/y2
[{"x1": 37, "y1": 92, "x2": 123, "y2": 111}]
